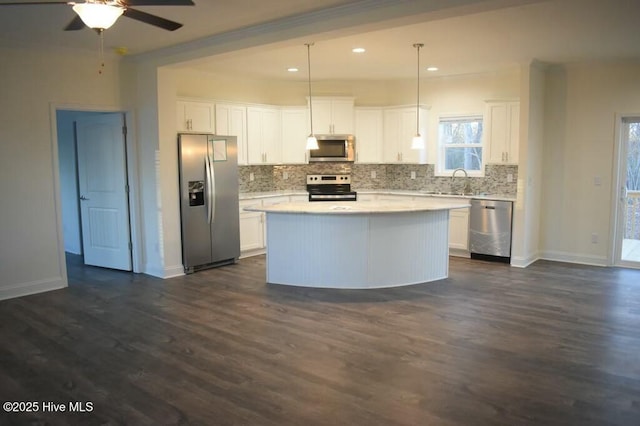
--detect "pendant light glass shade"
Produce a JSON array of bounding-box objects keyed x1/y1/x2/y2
[
  {"x1": 73, "y1": 3, "x2": 124, "y2": 30},
  {"x1": 306, "y1": 135, "x2": 319, "y2": 150},
  {"x1": 411, "y1": 43, "x2": 425, "y2": 150},
  {"x1": 411, "y1": 134, "x2": 424, "y2": 150},
  {"x1": 305, "y1": 42, "x2": 319, "y2": 150}
]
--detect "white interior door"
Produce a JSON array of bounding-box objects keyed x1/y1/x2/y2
[
  {"x1": 614, "y1": 117, "x2": 640, "y2": 268},
  {"x1": 76, "y1": 113, "x2": 132, "y2": 271}
]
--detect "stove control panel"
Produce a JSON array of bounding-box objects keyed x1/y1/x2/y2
[{"x1": 306, "y1": 174, "x2": 351, "y2": 185}]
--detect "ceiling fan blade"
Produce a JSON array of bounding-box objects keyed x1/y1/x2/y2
[
  {"x1": 0, "y1": 2, "x2": 69, "y2": 5},
  {"x1": 125, "y1": 0, "x2": 194, "y2": 5},
  {"x1": 123, "y1": 7, "x2": 182, "y2": 31},
  {"x1": 64, "y1": 15, "x2": 85, "y2": 31}
]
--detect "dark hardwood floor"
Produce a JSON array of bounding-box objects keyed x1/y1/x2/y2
[{"x1": 1, "y1": 255, "x2": 640, "y2": 425}]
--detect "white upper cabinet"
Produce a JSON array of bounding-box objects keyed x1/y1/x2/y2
[
  {"x1": 354, "y1": 108, "x2": 383, "y2": 163},
  {"x1": 247, "y1": 106, "x2": 282, "y2": 165},
  {"x1": 485, "y1": 101, "x2": 519, "y2": 164},
  {"x1": 281, "y1": 107, "x2": 309, "y2": 164},
  {"x1": 215, "y1": 103, "x2": 247, "y2": 165},
  {"x1": 309, "y1": 97, "x2": 354, "y2": 134},
  {"x1": 177, "y1": 100, "x2": 216, "y2": 133},
  {"x1": 382, "y1": 106, "x2": 427, "y2": 164}
]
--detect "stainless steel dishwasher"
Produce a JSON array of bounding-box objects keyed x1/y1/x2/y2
[{"x1": 469, "y1": 199, "x2": 513, "y2": 263}]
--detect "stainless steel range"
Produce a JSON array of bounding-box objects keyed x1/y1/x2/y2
[{"x1": 307, "y1": 174, "x2": 357, "y2": 202}]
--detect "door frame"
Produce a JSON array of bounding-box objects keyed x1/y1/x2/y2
[
  {"x1": 50, "y1": 103, "x2": 143, "y2": 275},
  {"x1": 609, "y1": 112, "x2": 640, "y2": 268}
]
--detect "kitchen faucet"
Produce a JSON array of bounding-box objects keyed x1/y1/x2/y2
[{"x1": 451, "y1": 168, "x2": 472, "y2": 195}]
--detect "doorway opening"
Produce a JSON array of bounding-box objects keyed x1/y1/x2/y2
[
  {"x1": 56, "y1": 109, "x2": 136, "y2": 272},
  {"x1": 613, "y1": 116, "x2": 640, "y2": 268}
]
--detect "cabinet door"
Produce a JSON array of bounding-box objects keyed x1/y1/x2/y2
[
  {"x1": 382, "y1": 109, "x2": 401, "y2": 163},
  {"x1": 486, "y1": 103, "x2": 508, "y2": 163},
  {"x1": 331, "y1": 99, "x2": 355, "y2": 134},
  {"x1": 310, "y1": 98, "x2": 333, "y2": 134},
  {"x1": 239, "y1": 200, "x2": 265, "y2": 253},
  {"x1": 355, "y1": 109, "x2": 383, "y2": 163},
  {"x1": 506, "y1": 102, "x2": 519, "y2": 164},
  {"x1": 177, "y1": 101, "x2": 215, "y2": 132},
  {"x1": 216, "y1": 104, "x2": 247, "y2": 165},
  {"x1": 246, "y1": 108, "x2": 264, "y2": 164},
  {"x1": 449, "y1": 208, "x2": 470, "y2": 252},
  {"x1": 261, "y1": 108, "x2": 281, "y2": 164},
  {"x1": 281, "y1": 108, "x2": 308, "y2": 164},
  {"x1": 399, "y1": 108, "x2": 420, "y2": 163}
]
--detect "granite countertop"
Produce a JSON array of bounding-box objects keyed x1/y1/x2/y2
[
  {"x1": 240, "y1": 189, "x2": 516, "y2": 202},
  {"x1": 243, "y1": 198, "x2": 471, "y2": 215},
  {"x1": 239, "y1": 190, "x2": 308, "y2": 200}
]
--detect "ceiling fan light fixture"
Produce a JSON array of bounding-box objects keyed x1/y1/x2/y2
[{"x1": 73, "y1": 3, "x2": 124, "y2": 30}]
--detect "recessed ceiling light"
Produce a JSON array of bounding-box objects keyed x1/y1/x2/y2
[
  {"x1": 352, "y1": 47, "x2": 366, "y2": 53},
  {"x1": 287, "y1": 67, "x2": 299, "y2": 72},
  {"x1": 426, "y1": 66, "x2": 439, "y2": 72}
]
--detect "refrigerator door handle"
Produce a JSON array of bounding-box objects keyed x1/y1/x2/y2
[
  {"x1": 210, "y1": 157, "x2": 216, "y2": 225},
  {"x1": 205, "y1": 154, "x2": 213, "y2": 224}
]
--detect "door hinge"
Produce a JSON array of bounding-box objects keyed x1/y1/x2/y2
[
  {"x1": 122, "y1": 125, "x2": 127, "y2": 136},
  {"x1": 128, "y1": 242, "x2": 132, "y2": 251},
  {"x1": 125, "y1": 184, "x2": 130, "y2": 193}
]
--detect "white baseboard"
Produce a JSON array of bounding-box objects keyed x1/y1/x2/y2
[
  {"x1": 144, "y1": 262, "x2": 185, "y2": 279},
  {"x1": 540, "y1": 250, "x2": 608, "y2": 267},
  {"x1": 511, "y1": 252, "x2": 541, "y2": 268},
  {"x1": 240, "y1": 248, "x2": 266, "y2": 259},
  {"x1": 0, "y1": 277, "x2": 67, "y2": 301},
  {"x1": 164, "y1": 264, "x2": 185, "y2": 279}
]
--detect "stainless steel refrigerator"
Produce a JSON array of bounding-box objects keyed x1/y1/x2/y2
[{"x1": 178, "y1": 133, "x2": 240, "y2": 273}]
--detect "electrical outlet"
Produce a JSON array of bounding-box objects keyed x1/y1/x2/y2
[
  {"x1": 249, "y1": 172, "x2": 255, "y2": 182},
  {"x1": 591, "y1": 233, "x2": 598, "y2": 244},
  {"x1": 594, "y1": 176, "x2": 602, "y2": 186},
  {"x1": 507, "y1": 173, "x2": 513, "y2": 183},
  {"x1": 283, "y1": 171, "x2": 289, "y2": 180},
  {"x1": 371, "y1": 170, "x2": 377, "y2": 179},
  {"x1": 411, "y1": 171, "x2": 416, "y2": 180}
]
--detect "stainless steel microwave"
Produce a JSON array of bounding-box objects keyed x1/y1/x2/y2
[{"x1": 308, "y1": 135, "x2": 355, "y2": 162}]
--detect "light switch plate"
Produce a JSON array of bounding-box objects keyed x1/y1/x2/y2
[
  {"x1": 249, "y1": 172, "x2": 255, "y2": 182},
  {"x1": 411, "y1": 171, "x2": 416, "y2": 180},
  {"x1": 283, "y1": 171, "x2": 289, "y2": 180},
  {"x1": 371, "y1": 171, "x2": 377, "y2": 179},
  {"x1": 507, "y1": 173, "x2": 513, "y2": 183}
]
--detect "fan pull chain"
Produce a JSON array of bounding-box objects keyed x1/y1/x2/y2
[{"x1": 98, "y1": 29, "x2": 105, "y2": 75}]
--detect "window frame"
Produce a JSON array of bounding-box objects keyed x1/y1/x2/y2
[{"x1": 435, "y1": 114, "x2": 485, "y2": 177}]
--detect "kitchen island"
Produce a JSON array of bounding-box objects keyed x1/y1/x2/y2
[{"x1": 244, "y1": 198, "x2": 470, "y2": 289}]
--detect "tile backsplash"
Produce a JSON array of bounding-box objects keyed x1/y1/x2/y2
[{"x1": 239, "y1": 163, "x2": 517, "y2": 195}]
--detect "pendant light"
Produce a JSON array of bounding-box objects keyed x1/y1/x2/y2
[
  {"x1": 411, "y1": 43, "x2": 425, "y2": 150},
  {"x1": 305, "y1": 42, "x2": 319, "y2": 150}
]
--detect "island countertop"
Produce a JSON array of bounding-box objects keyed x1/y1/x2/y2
[{"x1": 244, "y1": 198, "x2": 471, "y2": 215}]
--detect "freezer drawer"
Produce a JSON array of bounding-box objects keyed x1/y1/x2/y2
[{"x1": 469, "y1": 199, "x2": 513, "y2": 262}]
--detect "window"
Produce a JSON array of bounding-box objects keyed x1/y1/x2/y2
[{"x1": 438, "y1": 116, "x2": 484, "y2": 175}]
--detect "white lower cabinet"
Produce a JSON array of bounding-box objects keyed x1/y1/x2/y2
[
  {"x1": 449, "y1": 207, "x2": 470, "y2": 256},
  {"x1": 239, "y1": 200, "x2": 265, "y2": 255},
  {"x1": 239, "y1": 196, "x2": 300, "y2": 257}
]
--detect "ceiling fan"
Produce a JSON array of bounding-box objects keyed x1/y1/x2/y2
[{"x1": 0, "y1": 0, "x2": 195, "y2": 32}]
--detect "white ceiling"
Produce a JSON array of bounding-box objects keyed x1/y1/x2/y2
[{"x1": 1, "y1": 0, "x2": 639, "y2": 81}]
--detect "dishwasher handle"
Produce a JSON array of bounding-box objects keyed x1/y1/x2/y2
[{"x1": 484, "y1": 206, "x2": 496, "y2": 210}]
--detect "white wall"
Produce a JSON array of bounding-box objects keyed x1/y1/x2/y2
[
  {"x1": 511, "y1": 62, "x2": 545, "y2": 267},
  {"x1": 0, "y1": 45, "x2": 122, "y2": 300},
  {"x1": 541, "y1": 62, "x2": 640, "y2": 265}
]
